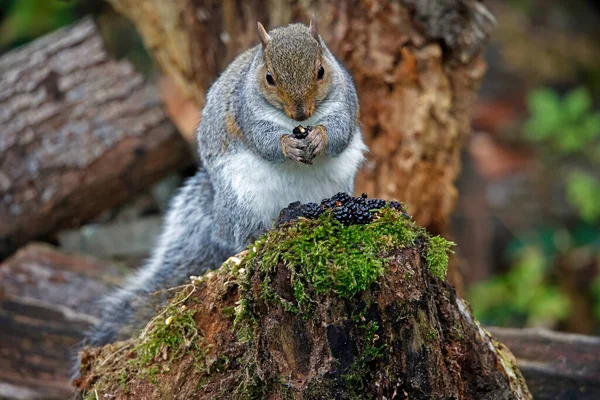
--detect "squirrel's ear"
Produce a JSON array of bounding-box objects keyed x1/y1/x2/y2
[
  {"x1": 257, "y1": 22, "x2": 271, "y2": 47},
  {"x1": 309, "y1": 14, "x2": 318, "y2": 40}
]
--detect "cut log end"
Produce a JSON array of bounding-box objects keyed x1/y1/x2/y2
[{"x1": 75, "y1": 208, "x2": 530, "y2": 399}]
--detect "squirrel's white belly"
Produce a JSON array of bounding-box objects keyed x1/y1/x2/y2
[{"x1": 220, "y1": 131, "x2": 366, "y2": 228}]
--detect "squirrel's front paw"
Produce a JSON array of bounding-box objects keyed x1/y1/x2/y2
[
  {"x1": 306, "y1": 125, "x2": 328, "y2": 159},
  {"x1": 281, "y1": 134, "x2": 310, "y2": 164}
]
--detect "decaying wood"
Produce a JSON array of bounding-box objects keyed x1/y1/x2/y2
[
  {"x1": 489, "y1": 327, "x2": 600, "y2": 400},
  {"x1": 0, "y1": 18, "x2": 193, "y2": 260},
  {"x1": 75, "y1": 213, "x2": 530, "y2": 399},
  {"x1": 106, "y1": 0, "x2": 493, "y2": 236},
  {"x1": 0, "y1": 243, "x2": 125, "y2": 400}
]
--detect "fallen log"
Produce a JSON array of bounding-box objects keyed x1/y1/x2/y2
[
  {"x1": 0, "y1": 18, "x2": 193, "y2": 260},
  {"x1": 75, "y1": 205, "x2": 531, "y2": 399},
  {"x1": 0, "y1": 243, "x2": 126, "y2": 400},
  {"x1": 489, "y1": 327, "x2": 600, "y2": 400}
]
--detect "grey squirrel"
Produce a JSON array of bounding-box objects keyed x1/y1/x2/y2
[{"x1": 84, "y1": 16, "x2": 366, "y2": 348}]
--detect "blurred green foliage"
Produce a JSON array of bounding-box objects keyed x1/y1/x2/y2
[
  {"x1": 0, "y1": 0, "x2": 81, "y2": 52},
  {"x1": 525, "y1": 87, "x2": 600, "y2": 223},
  {"x1": 469, "y1": 247, "x2": 570, "y2": 327},
  {"x1": 470, "y1": 86, "x2": 600, "y2": 331},
  {"x1": 524, "y1": 88, "x2": 600, "y2": 156}
]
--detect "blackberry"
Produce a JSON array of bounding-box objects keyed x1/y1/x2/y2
[
  {"x1": 292, "y1": 125, "x2": 308, "y2": 139},
  {"x1": 389, "y1": 200, "x2": 410, "y2": 218},
  {"x1": 300, "y1": 202, "x2": 324, "y2": 219},
  {"x1": 367, "y1": 199, "x2": 386, "y2": 210},
  {"x1": 332, "y1": 206, "x2": 353, "y2": 225},
  {"x1": 330, "y1": 197, "x2": 373, "y2": 225},
  {"x1": 389, "y1": 201, "x2": 403, "y2": 210},
  {"x1": 321, "y1": 198, "x2": 337, "y2": 209},
  {"x1": 355, "y1": 212, "x2": 373, "y2": 224},
  {"x1": 331, "y1": 192, "x2": 351, "y2": 204}
]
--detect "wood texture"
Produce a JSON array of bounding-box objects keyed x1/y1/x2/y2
[
  {"x1": 0, "y1": 18, "x2": 193, "y2": 260},
  {"x1": 0, "y1": 243, "x2": 125, "y2": 400},
  {"x1": 489, "y1": 327, "x2": 600, "y2": 400}
]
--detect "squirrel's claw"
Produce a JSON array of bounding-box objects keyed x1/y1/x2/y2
[
  {"x1": 281, "y1": 135, "x2": 310, "y2": 164},
  {"x1": 282, "y1": 126, "x2": 326, "y2": 165},
  {"x1": 306, "y1": 125, "x2": 327, "y2": 159}
]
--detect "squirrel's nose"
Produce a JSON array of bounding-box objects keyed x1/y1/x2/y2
[{"x1": 292, "y1": 104, "x2": 311, "y2": 121}]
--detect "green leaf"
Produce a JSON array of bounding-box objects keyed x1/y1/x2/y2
[
  {"x1": 567, "y1": 171, "x2": 600, "y2": 223},
  {"x1": 555, "y1": 126, "x2": 586, "y2": 153},
  {"x1": 564, "y1": 87, "x2": 593, "y2": 121},
  {"x1": 528, "y1": 88, "x2": 561, "y2": 115},
  {"x1": 528, "y1": 287, "x2": 571, "y2": 327},
  {"x1": 524, "y1": 115, "x2": 560, "y2": 140},
  {"x1": 525, "y1": 88, "x2": 562, "y2": 141},
  {"x1": 594, "y1": 144, "x2": 600, "y2": 163},
  {"x1": 582, "y1": 112, "x2": 600, "y2": 141}
]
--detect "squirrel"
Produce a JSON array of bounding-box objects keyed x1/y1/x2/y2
[{"x1": 83, "y1": 16, "x2": 366, "y2": 350}]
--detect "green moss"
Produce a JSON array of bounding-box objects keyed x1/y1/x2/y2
[
  {"x1": 131, "y1": 285, "x2": 209, "y2": 377},
  {"x1": 234, "y1": 207, "x2": 454, "y2": 339},
  {"x1": 340, "y1": 307, "x2": 386, "y2": 399},
  {"x1": 427, "y1": 329, "x2": 437, "y2": 341},
  {"x1": 233, "y1": 297, "x2": 254, "y2": 343},
  {"x1": 235, "y1": 359, "x2": 266, "y2": 399},
  {"x1": 244, "y1": 208, "x2": 425, "y2": 310},
  {"x1": 222, "y1": 306, "x2": 236, "y2": 317},
  {"x1": 119, "y1": 370, "x2": 129, "y2": 393},
  {"x1": 82, "y1": 391, "x2": 95, "y2": 400},
  {"x1": 424, "y1": 235, "x2": 455, "y2": 279}
]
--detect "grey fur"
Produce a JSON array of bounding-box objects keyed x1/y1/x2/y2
[{"x1": 81, "y1": 21, "x2": 365, "y2": 357}]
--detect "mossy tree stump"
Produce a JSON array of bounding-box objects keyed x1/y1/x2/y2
[{"x1": 75, "y1": 209, "x2": 530, "y2": 399}]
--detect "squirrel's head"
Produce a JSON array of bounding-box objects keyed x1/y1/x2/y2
[{"x1": 257, "y1": 16, "x2": 331, "y2": 121}]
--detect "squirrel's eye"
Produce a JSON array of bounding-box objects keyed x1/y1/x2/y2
[
  {"x1": 317, "y1": 65, "x2": 325, "y2": 80},
  {"x1": 266, "y1": 71, "x2": 275, "y2": 86}
]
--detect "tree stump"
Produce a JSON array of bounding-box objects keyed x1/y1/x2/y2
[
  {"x1": 75, "y1": 206, "x2": 530, "y2": 399},
  {"x1": 0, "y1": 19, "x2": 193, "y2": 260}
]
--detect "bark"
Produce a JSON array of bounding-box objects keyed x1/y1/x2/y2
[
  {"x1": 0, "y1": 18, "x2": 193, "y2": 260},
  {"x1": 0, "y1": 243, "x2": 125, "y2": 400},
  {"x1": 74, "y1": 208, "x2": 530, "y2": 399},
  {"x1": 489, "y1": 327, "x2": 600, "y2": 400}
]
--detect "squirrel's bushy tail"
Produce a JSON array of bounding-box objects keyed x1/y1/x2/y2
[{"x1": 81, "y1": 168, "x2": 232, "y2": 349}]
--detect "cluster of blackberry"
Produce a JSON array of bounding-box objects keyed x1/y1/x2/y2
[
  {"x1": 277, "y1": 193, "x2": 409, "y2": 227},
  {"x1": 329, "y1": 193, "x2": 373, "y2": 225}
]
